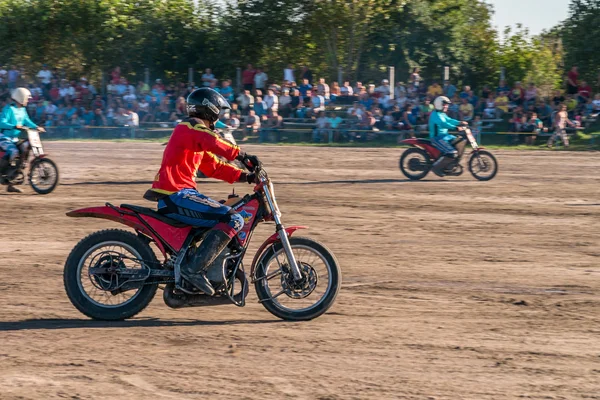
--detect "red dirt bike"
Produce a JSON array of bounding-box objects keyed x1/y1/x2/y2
[
  {"x1": 63, "y1": 163, "x2": 341, "y2": 321},
  {"x1": 0, "y1": 128, "x2": 59, "y2": 194},
  {"x1": 399, "y1": 128, "x2": 498, "y2": 181}
]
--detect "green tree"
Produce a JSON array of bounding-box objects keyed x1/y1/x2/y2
[{"x1": 562, "y1": 0, "x2": 600, "y2": 86}]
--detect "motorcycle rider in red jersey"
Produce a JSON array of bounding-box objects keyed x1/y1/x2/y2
[{"x1": 144, "y1": 88, "x2": 261, "y2": 296}]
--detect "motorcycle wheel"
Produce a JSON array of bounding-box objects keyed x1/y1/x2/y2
[
  {"x1": 399, "y1": 148, "x2": 432, "y2": 180},
  {"x1": 254, "y1": 237, "x2": 341, "y2": 321},
  {"x1": 468, "y1": 150, "x2": 498, "y2": 181},
  {"x1": 64, "y1": 229, "x2": 158, "y2": 320},
  {"x1": 29, "y1": 158, "x2": 59, "y2": 194}
]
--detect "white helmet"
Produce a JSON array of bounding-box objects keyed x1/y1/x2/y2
[
  {"x1": 11, "y1": 87, "x2": 32, "y2": 106},
  {"x1": 433, "y1": 96, "x2": 451, "y2": 111}
]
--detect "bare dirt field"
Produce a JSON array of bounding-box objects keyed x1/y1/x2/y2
[{"x1": 0, "y1": 142, "x2": 599, "y2": 399}]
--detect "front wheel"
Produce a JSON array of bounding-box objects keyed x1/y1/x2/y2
[
  {"x1": 468, "y1": 150, "x2": 498, "y2": 181},
  {"x1": 254, "y1": 237, "x2": 341, "y2": 321},
  {"x1": 64, "y1": 229, "x2": 158, "y2": 320},
  {"x1": 399, "y1": 148, "x2": 432, "y2": 180},
  {"x1": 29, "y1": 158, "x2": 59, "y2": 194}
]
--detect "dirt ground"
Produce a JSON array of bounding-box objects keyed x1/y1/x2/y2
[{"x1": 0, "y1": 142, "x2": 599, "y2": 400}]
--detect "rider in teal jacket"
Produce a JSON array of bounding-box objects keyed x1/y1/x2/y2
[
  {"x1": 429, "y1": 96, "x2": 467, "y2": 176},
  {"x1": 0, "y1": 87, "x2": 45, "y2": 193}
]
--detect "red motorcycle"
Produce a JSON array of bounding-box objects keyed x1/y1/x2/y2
[
  {"x1": 63, "y1": 164, "x2": 341, "y2": 321},
  {"x1": 399, "y1": 128, "x2": 498, "y2": 181}
]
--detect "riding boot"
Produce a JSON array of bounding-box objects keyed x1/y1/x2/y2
[
  {"x1": 180, "y1": 230, "x2": 232, "y2": 296},
  {"x1": 7, "y1": 185, "x2": 22, "y2": 193},
  {"x1": 432, "y1": 156, "x2": 455, "y2": 177},
  {"x1": 0, "y1": 158, "x2": 9, "y2": 184}
]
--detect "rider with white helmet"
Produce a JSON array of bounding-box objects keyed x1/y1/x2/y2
[
  {"x1": 0, "y1": 87, "x2": 45, "y2": 192},
  {"x1": 429, "y1": 96, "x2": 468, "y2": 176}
]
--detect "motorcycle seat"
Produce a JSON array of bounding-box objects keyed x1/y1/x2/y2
[{"x1": 120, "y1": 204, "x2": 188, "y2": 227}]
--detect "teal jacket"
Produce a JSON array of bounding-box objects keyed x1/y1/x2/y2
[
  {"x1": 428, "y1": 110, "x2": 460, "y2": 140},
  {"x1": 0, "y1": 104, "x2": 38, "y2": 142}
]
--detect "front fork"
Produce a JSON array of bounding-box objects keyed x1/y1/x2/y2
[{"x1": 277, "y1": 226, "x2": 303, "y2": 281}]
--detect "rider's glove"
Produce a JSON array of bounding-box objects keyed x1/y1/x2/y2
[
  {"x1": 236, "y1": 152, "x2": 262, "y2": 171},
  {"x1": 238, "y1": 172, "x2": 256, "y2": 184}
]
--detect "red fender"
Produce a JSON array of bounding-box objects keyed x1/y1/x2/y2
[
  {"x1": 66, "y1": 206, "x2": 192, "y2": 257},
  {"x1": 250, "y1": 226, "x2": 308, "y2": 276},
  {"x1": 401, "y1": 138, "x2": 440, "y2": 159}
]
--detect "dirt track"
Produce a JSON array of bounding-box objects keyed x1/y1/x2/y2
[{"x1": 0, "y1": 142, "x2": 599, "y2": 399}]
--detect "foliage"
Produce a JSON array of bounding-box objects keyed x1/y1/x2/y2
[
  {"x1": 562, "y1": 0, "x2": 600, "y2": 86},
  {"x1": 0, "y1": 0, "x2": 589, "y2": 93}
]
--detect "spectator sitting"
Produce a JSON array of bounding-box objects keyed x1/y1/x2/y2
[
  {"x1": 236, "y1": 90, "x2": 254, "y2": 115},
  {"x1": 254, "y1": 96, "x2": 268, "y2": 118},
  {"x1": 260, "y1": 110, "x2": 283, "y2": 143},
  {"x1": 459, "y1": 85, "x2": 471, "y2": 99},
  {"x1": 419, "y1": 98, "x2": 434, "y2": 123},
  {"x1": 359, "y1": 93, "x2": 373, "y2": 110},
  {"x1": 523, "y1": 112, "x2": 544, "y2": 145},
  {"x1": 263, "y1": 89, "x2": 279, "y2": 113},
  {"x1": 242, "y1": 109, "x2": 261, "y2": 140},
  {"x1": 138, "y1": 97, "x2": 150, "y2": 121},
  {"x1": 592, "y1": 93, "x2": 600, "y2": 114},
  {"x1": 169, "y1": 96, "x2": 186, "y2": 121},
  {"x1": 313, "y1": 111, "x2": 330, "y2": 142},
  {"x1": 330, "y1": 82, "x2": 340, "y2": 100},
  {"x1": 459, "y1": 98, "x2": 474, "y2": 121},
  {"x1": 340, "y1": 81, "x2": 354, "y2": 97},
  {"x1": 375, "y1": 79, "x2": 390, "y2": 97},
  {"x1": 481, "y1": 85, "x2": 492, "y2": 100},
  {"x1": 497, "y1": 79, "x2": 510, "y2": 94},
  {"x1": 537, "y1": 100, "x2": 553, "y2": 124},
  {"x1": 317, "y1": 77, "x2": 330, "y2": 100},
  {"x1": 510, "y1": 82, "x2": 524, "y2": 106},
  {"x1": 327, "y1": 112, "x2": 343, "y2": 139},
  {"x1": 290, "y1": 89, "x2": 301, "y2": 117},
  {"x1": 443, "y1": 80, "x2": 457, "y2": 98},
  {"x1": 427, "y1": 81, "x2": 443, "y2": 98},
  {"x1": 578, "y1": 80, "x2": 592, "y2": 103},
  {"x1": 495, "y1": 91, "x2": 509, "y2": 115},
  {"x1": 227, "y1": 114, "x2": 240, "y2": 129},
  {"x1": 483, "y1": 93, "x2": 498, "y2": 119},
  {"x1": 524, "y1": 83, "x2": 537, "y2": 107},
  {"x1": 298, "y1": 78, "x2": 312, "y2": 97},
  {"x1": 308, "y1": 90, "x2": 325, "y2": 117},
  {"x1": 219, "y1": 79, "x2": 234, "y2": 102},
  {"x1": 123, "y1": 88, "x2": 137, "y2": 105},
  {"x1": 92, "y1": 108, "x2": 107, "y2": 126},
  {"x1": 279, "y1": 88, "x2": 292, "y2": 117},
  {"x1": 394, "y1": 82, "x2": 406, "y2": 99},
  {"x1": 552, "y1": 90, "x2": 565, "y2": 108}
]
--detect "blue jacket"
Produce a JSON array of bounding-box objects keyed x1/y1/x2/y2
[
  {"x1": 429, "y1": 110, "x2": 460, "y2": 140},
  {"x1": 0, "y1": 104, "x2": 38, "y2": 142}
]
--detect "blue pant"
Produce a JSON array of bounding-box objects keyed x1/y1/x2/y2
[
  {"x1": 0, "y1": 138, "x2": 19, "y2": 161},
  {"x1": 432, "y1": 135, "x2": 457, "y2": 156},
  {"x1": 158, "y1": 189, "x2": 244, "y2": 237}
]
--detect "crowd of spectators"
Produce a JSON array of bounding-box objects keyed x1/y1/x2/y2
[{"x1": 0, "y1": 63, "x2": 598, "y2": 143}]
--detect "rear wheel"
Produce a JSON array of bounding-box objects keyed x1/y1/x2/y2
[
  {"x1": 399, "y1": 148, "x2": 432, "y2": 180},
  {"x1": 29, "y1": 158, "x2": 59, "y2": 194},
  {"x1": 468, "y1": 150, "x2": 498, "y2": 181},
  {"x1": 254, "y1": 237, "x2": 341, "y2": 321},
  {"x1": 64, "y1": 229, "x2": 158, "y2": 320}
]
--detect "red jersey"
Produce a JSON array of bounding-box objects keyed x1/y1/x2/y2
[{"x1": 151, "y1": 118, "x2": 242, "y2": 194}]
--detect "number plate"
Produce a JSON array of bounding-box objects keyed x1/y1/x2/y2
[{"x1": 28, "y1": 130, "x2": 43, "y2": 148}]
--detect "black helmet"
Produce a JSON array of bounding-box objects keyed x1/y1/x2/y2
[{"x1": 186, "y1": 88, "x2": 231, "y2": 125}]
